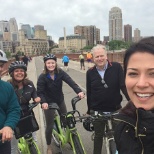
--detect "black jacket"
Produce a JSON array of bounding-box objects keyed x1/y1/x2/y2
[
  {"x1": 114, "y1": 102, "x2": 154, "y2": 154},
  {"x1": 37, "y1": 68, "x2": 82, "y2": 105},
  {"x1": 9, "y1": 79, "x2": 38, "y2": 114},
  {"x1": 86, "y1": 61, "x2": 129, "y2": 114}
]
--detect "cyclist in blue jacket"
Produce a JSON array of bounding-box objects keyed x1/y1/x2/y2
[{"x1": 0, "y1": 50, "x2": 20, "y2": 154}]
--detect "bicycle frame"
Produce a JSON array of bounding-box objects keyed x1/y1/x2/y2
[
  {"x1": 50, "y1": 96, "x2": 86, "y2": 154},
  {"x1": 53, "y1": 111, "x2": 86, "y2": 152},
  {"x1": 16, "y1": 102, "x2": 41, "y2": 154},
  {"x1": 104, "y1": 118, "x2": 115, "y2": 154},
  {"x1": 18, "y1": 131, "x2": 41, "y2": 154}
]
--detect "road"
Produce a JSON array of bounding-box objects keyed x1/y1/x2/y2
[{"x1": 34, "y1": 56, "x2": 127, "y2": 154}]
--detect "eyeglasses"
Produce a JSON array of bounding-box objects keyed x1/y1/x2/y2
[
  {"x1": 101, "y1": 79, "x2": 108, "y2": 88},
  {"x1": 0, "y1": 63, "x2": 4, "y2": 68}
]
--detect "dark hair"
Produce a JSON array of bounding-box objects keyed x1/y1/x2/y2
[{"x1": 124, "y1": 37, "x2": 154, "y2": 77}]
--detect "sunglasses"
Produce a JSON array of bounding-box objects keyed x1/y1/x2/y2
[{"x1": 101, "y1": 79, "x2": 108, "y2": 88}]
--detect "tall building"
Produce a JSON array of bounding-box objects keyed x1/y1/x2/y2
[
  {"x1": 9, "y1": 18, "x2": 18, "y2": 32},
  {"x1": 134, "y1": 28, "x2": 141, "y2": 42},
  {"x1": 74, "y1": 25, "x2": 100, "y2": 46},
  {"x1": 109, "y1": 7, "x2": 123, "y2": 41},
  {"x1": 9, "y1": 18, "x2": 19, "y2": 41},
  {"x1": 124, "y1": 24, "x2": 132, "y2": 42},
  {"x1": 34, "y1": 25, "x2": 47, "y2": 40},
  {"x1": 0, "y1": 20, "x2": 10, "y2": 33},
  {"x1": 34, "y1": 25, "x2": 44, "y2": 31},
  {"x1": 21, "y1": 24, "x2": 32, "y2": 39}
]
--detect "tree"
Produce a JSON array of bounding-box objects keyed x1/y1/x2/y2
[{"x1": 5, "y1": 51, "x2": 11, "y2": 59}]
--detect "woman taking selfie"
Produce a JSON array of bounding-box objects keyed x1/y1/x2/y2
[{"x1": 114, "y1": 37, "x2": 154, "y2": 154}]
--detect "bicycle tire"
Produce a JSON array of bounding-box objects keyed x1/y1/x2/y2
[
  {"x1": 109, "y1": 140, "x2": 117, "y2": 154},
  {"x1": 29, "y1": 142, "x2": 40, "y2": 154},
  {"x1": 72, "y1": 134, "x2": 85, "y2": 154},
  {"x1": 52, "y1": 122, "x2": 60, "y2": 147}
]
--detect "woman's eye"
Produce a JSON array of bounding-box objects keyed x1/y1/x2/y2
[
  {"x1": 127, "y1": 72, "x2": 138, "y2": 76},
  {"x1": 149, "y1": 72, "x2": 154, "y2": 76}
]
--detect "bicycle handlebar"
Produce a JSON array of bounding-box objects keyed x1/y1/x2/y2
[
  {"x1": 71, "y1": 96, "x2": 81, "y2": 111},
  {"x1": 28, "y1": 102, "x2": 40, "y2": 114},
  {"x1": 76, "y1": 111, "x2": 119, "y2": 121}
]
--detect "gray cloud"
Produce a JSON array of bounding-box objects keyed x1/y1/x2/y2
[{"x1": 0, "y1": 0, "x2": 153, "y2": 42}]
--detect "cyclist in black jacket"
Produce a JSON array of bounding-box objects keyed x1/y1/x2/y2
[
  {"x1": 8, "y1": 61, "x2": 40, "y2": 154},
  {"x1": 37, "y1": 54, "x2": 85, "y2": 154},
  {"x1": 86, "y1": 44, "x2": 129, "y2": 154}
]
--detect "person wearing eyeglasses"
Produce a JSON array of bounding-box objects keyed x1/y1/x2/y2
[
  {"x1": 85, "y1": 44, "x2": 129, "y2": 154},
  {"x1": 0, "y1": 50, "x2": 20, "y2": 154}
]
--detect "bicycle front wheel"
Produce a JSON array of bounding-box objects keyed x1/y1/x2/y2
[
  {"x1": 109, "y1": 140, "x2": 117, "y2": 154},
  {"x1": 29, "y1": 142, "x2": 40, "y2": 154},
  {"x1": 72, "y1": 134, "x2": 85, "y2": 154}
]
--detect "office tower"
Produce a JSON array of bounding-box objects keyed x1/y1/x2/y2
[
  {"x1": 34, "y1": 25, "x2": 47, "y2": 40},
  {"x1": 21, "y1": 24, "x2": 32, "y2": 39},
  {"x1": 74, "y1": 25, "x2": 100, "y2": 46},
  {"x1": 9, "y1": 18, "x2": 18, "y2": 32},
  {"x1": 34, "y1": 25, "x2": 44, "y2": 31},
  {"x1": 109, "y1": 7, "x2": 123, "y2": 41},
  {"x1": 0, "y1": 20, "x2": 10, "y2": 33},
  {"x1": 124, "y1": 24, "x2": 132, "y2": 42},
  {"x1": 134, "y1": 28, "x2": 141, "y2": 42},
  {"x1": 9, "y1": 18, "x2": 19, "y2": 41}
]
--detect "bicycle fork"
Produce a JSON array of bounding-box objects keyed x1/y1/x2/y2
[{"x1": 104, "y1": 119, "x2": 115, "y2": 154}]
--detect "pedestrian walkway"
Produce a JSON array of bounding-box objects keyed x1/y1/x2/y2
[{"x1": 57, "y1": 58, "x2": 94, "y2": 73}]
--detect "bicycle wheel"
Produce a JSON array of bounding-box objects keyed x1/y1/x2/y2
[
  {"x1": 72, "y1": 134, "x2": 85, "y2": 154},
  {"x1": 109, "y1": 140, "x2": 117, "y2": 154},
  {"x1": 29, "y1": 142, "x2": 40, "y2": 154},
  {"x1": 52, "y1": 122, "x2": 60, "y2": 147}
]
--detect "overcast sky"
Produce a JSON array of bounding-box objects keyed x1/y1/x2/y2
[{"x1": 0, "y1": 0, "x2": 154, "y2": 43}]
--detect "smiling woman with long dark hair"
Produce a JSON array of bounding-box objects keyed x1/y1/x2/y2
[{"x1": 114, "y1": 37, "x2": 154, "y2": 154}]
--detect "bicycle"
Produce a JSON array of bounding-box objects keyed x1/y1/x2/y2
[
  {"x1": 49, "y1": 96, "x2": 86, "y2": 154},
  {"x1": 77, "y1": 110, "x2": 119, "y2": 154},
  {"x1": 14, "y1": 102, "x2": 41, "y2": 154}
]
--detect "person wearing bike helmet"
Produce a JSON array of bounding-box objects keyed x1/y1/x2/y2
[
  {"x1": 37, "y1": 53, "x2": 85, "y2": 154},
  {"x1": 0, "y1": 50, "x2": 20, "y2": 154},
  {"x1": 8, "y1": 61, "x2": 41, "y2": 154},
  {"x1": 114, "y1": 37, "x2": 154, "y2": 154}
]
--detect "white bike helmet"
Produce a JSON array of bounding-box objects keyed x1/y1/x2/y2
[{"x1": 0, "y1": 50, "x2": 8, "y2": 62}]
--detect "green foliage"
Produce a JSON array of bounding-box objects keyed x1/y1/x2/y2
[
  {"x1": 82, "y1": 46, "x2": 93, "y2": 50},
  {"x1": 5, "y1": 51, "x2": 11, "y2": 59},
  {"x1": 108, "y1": 40, "x2": 133, "y2": 51},
  {"x1": 71, "y1": 50, "x2": 75, "y2": 53}
]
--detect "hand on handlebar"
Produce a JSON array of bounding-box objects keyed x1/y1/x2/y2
[
  {"x1": 77, "y1": 92, "x2": 85, "y2": 99},
  {"x1": 41, "y1": 103, "x2": 48, "y2": 110},
  {"x1": 0, "y1": 126, "x2": 13, "y2": 143}
]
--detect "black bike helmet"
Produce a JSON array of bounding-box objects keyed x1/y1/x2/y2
[
  {"x1": 83, "y1": 118, "x2": 94, "y2": 132},
  {"x1": 0, "y1": 50, "x2": 8, "y2": 62},
  {"x1": 43, "y1": 54, "x2": 57, "y2": 62},
  {"x1": 9, "y1": 61, "x2": 27, "y2": 74}
]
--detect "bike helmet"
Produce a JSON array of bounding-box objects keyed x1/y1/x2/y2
[
  {"x1": 83, "y1": 118, "x2": 94, "y2": 132},
  {"x1": 9, "y1": 61, "x2": 27, "y2": 74},
  {"x1": 0, "y1": 50, "x2": 8, "y2": 62},
  {"x1": 43, "y1": 54, "x2": 57, "y2": 62}
]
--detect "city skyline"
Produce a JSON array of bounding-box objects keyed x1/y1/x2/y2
[{"x1": 0, "y1": 0, "x2": 153, "y2": 43}]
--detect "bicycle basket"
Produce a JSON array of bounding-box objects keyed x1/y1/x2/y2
[{"x1": 14, "y1": 115, "x2": 39, "y2": 139}]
